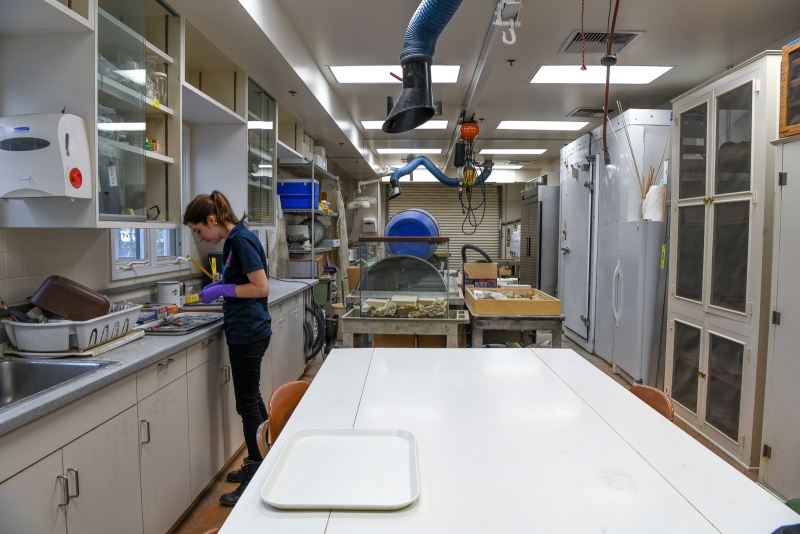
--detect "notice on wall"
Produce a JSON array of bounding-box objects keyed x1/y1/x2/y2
[{"x1": 108, "y1": 165, "x2": 118, "y2": 187}]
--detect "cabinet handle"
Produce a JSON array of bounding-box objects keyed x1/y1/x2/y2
[
  {"x1": 140, "y1": 420, "x2": 151, "y2": 444},
  {"x1": 57, "y1": 475, "x2": 69, "y2": 506},
  {"x1": 201, "y1": 338, "x2": 215, "y2": 348},
  {"x1": 225, "y1": 365, "x2": 231, "y2": 384},
  {"x1": 157, "y1": 358, "x2": 175, "y2": 370},
  {"x1": 67, "y1": 468, "x2": 79, "y2": 498}
]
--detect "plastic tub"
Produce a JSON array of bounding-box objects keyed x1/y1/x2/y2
[
  {"x1": 277, "y1": 179, "x2": 320, "y2": 210},
  {"x1": 385, "y1": 209, "x2": 440, "y2": 260},
  {"x1": 4, "y1": 306, "x2": 142, "y2": 352}
]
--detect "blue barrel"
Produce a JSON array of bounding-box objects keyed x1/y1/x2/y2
[{"x1": 385, "y1": 209, "x2": 440, "y2": 260}]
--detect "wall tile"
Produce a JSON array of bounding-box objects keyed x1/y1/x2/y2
[
  {"x1": 72, "y1": 248, "x2": 87, "y2": 272},
  {"x1": 57, "y1": 250, "x2": 74, "y2": 274},
  {"x1": 5, "y1": 278, "x2": 24, "y2": 305},
  {"x1": 5, "y1": 230, "x2": 25, "y2": 252},
  {"x1": 24, "y1": 275, "x2": 45, "y2": 297},
  {"x1": 0, "y1": 252, "x2": 6, "y2": 279},
  {"x1": 6, "y1": 251, "x2": 24, "y2": 278},
  {"x1": 23, "y1": 251, "x2": 44, "y2": 276},
  {"x1": 0, "y1": 229, "x2": 6, "y2": 252}
]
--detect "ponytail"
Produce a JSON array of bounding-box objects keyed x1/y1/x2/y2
[{"x1": 183, "y1": 190, "x2": 247, "y2": 226}]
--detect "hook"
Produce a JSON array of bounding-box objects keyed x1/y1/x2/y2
[{"x1": 501, "y1": 22, "x2": 516, "y2": 45}]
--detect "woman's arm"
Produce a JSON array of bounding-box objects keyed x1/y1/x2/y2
[{"x1": 234, "y1": 269, "x2": 270, "y2": 298}]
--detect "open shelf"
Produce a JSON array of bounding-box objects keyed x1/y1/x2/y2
[
  {"x1": 145, "y1": 97, "x2": 173, "y2": 116},
  {"x1": 0, "y1": 0, "x2": 92, "y2": 35},
  {"x1": 145, "y1": 40, "x2": 173, "y2": 65},
  {"x1": 145, "y1": 151, "x2": 174, "y2": 164},
  {"x1": 278, "y1": 160, "x2": 338, "y2": 182},
  {"x1": 100, "y1": 137, "x2": 145, "y2": 156},
  {"x1": 181, "y1": 82, "x2": 244, "y2": 124},
  {"x1": 277, "y1": 139, "x2": 303, "y2": 159},
  {"x1": 289, "y1": 247, "x2": 334, "y2": 254},
  {"x1": 283, "y1": 209, "x2": 338, "y2": 217}
]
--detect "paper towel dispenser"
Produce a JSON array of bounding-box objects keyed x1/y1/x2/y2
[{"x1": 0, "y1": 113, "x2": 92, "y2": 199}]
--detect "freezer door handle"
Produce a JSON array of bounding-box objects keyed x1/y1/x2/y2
[
  {"x1": 561, "y1": 246, "x2": 570, "y2": 254},
  {"x1": 612, "y1": 261, "x2": 621, "y2": 326}
]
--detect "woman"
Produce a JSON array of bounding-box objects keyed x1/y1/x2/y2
[{"x1": 184, "y1": 190, "x2": 271, "y2": 506}]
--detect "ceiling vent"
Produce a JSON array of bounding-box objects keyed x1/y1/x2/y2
[
  {"x1": 567, "y1": 107, "x2": 615, "y2": 119},
  {"x1": 558, "y1": 30, "x2": 643, "y2": 55}
]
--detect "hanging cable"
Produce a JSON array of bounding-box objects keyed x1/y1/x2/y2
[
  {"x1": 601, "y1": 0, "x2": 621, "y2": 165},
  {"x1": 580, "y1": 0, "x2": 587, "y2": 71}
]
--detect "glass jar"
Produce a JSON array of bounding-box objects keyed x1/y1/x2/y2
[{"x1": 152, "y1": 72, "x2": 168, "y2": 106}]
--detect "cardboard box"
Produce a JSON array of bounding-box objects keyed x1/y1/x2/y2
[
  {"x1": 417, "y1": 335, "x2": 447, "y2": 348},
  {"x1": 373, "y1": 334, "x2": 416, "y2": 348},
  {"x1": 463, "y1": 262, "x2": 499, "y2": 288},
  {"x1": 499, "y1": 266, "x2": 513, "y2": 277},
  {"x1": 348, "y1": 266, "x2": 361, "y2": 289},
  {"x1": 465, "y1": 287, "x2": 561, "y2": 316},
  {"x1": 289, "y1": 253, "x2": 325, "y2": 278}
]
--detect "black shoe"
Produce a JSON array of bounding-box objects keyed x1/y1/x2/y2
[
  {"x1": 226, "y1": 457, "x2": 256, "y2": 483},
  {"x1": 220, "y1": 460, "x2": 261, "y2": 507}
]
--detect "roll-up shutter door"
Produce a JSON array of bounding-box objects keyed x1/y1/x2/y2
[{"x1": 387, "y1": 183, "x2": 501, "y2": 269}]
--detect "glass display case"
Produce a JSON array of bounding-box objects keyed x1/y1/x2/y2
[
  {"x1": 358, "y1": 237, "x2": 449, "y2": 318},
  {"x1": 97, "y1": 0, "x2": 147, "y2": 221},
  {"x1": 781, "y1": 41, "x2": 800, "y2": 138},
  {"x1": 248, "y1": 78, "x2": 276, "y2": 224}
]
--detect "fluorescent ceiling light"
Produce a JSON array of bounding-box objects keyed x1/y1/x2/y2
[
  {"x1": 258, "y1": 164, "x2": 273, "y2": 168},
  {"x1": 492, "y1": 165, "x2": 523, "y2": 170},
  {"x1": 376, "y1": 148, "x2": 442, "y2": 155},
  {"x1": 248, "y1": 121, "x2": 273, "y2": 130},
  {"x1": 98, "y1": 123, "x2": 147, "y2": 131},
  {"x1": 497, "y1": 121, "x2": 588, "y2": 131},
  {"x1": 530, "y1": 65, "x2": 672, "y2": 84},
  {"x1": 361, "y1": 120, "x2": 448, "y2": 130},
  {"x1": 329, "y1": 65, "x2": 460, "y2": 84},
  {"x1": 480, "y1": 148, "x2": 546, "y2": 155}
]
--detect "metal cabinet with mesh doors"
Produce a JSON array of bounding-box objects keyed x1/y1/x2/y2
[{"x1": 666, "y1": 51, "x2": 781, "y2": 470}]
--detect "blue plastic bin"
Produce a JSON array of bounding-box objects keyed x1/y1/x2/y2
[{"x1": 277, "y1": 179, "x2": 320, "y2": 210}]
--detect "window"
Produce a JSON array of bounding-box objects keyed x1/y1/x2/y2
[
  {"x1": 156, "y1": 229, "x2": 181, "y2": 259},
  {"x1": 111, "y1": 227, "x2": 189, "y2": 280}
]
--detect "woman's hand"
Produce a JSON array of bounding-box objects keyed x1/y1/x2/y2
[{"x1": 200, "y1": 283, "x2": 237, "y2": 303}]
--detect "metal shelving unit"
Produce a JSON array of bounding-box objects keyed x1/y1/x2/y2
[{"x1": 277, "y1": 159, "x2": 339, "y2": 281}]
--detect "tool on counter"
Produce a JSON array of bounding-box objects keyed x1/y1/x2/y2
[{"x1": 0, "y1": 296, "x2": 35, "y2": 323}]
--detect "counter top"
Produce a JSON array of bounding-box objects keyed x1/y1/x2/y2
[{"x1": 0, "y1": 279, "x2": 316, "y2": 437}]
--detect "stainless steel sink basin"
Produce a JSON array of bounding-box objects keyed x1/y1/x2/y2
[{"x1": 0, "y1": 358, "x2": 116, "y2": 413}]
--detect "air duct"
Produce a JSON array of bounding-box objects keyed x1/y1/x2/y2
[{"x1": 383, "y1": 0, "x2": 463, "y2": 134}]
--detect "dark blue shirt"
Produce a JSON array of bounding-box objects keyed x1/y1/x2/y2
[{"x1": 222, "y1": 222, "x2": 272, "y2": 344}]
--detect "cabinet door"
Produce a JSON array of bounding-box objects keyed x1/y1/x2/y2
[
  {"x1": 260, "y1": 338, "x2": 274, "y2": 404},
  {"x1": 0, "y1": 450, "x2": 66, "y2": 534},
  {"x1": 221, "y1": 346, "x2": 244, "y2": 460},
  {"x1": 272, "y1": 308, "x2": 306, "y2": 390},
  {"x1": 287, "y1": 306, "x2": 306, "y2": 379},
  {"x1": 138, "y1": 376, "x2": 191, "y2": 534},
  {"x1": 187, "y1": 355, "x2": 225, "y2": 500},
  {"x1": 62, "y1": 406, "x2": 143, "y2": 534}
]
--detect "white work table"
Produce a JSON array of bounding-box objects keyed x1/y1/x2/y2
[{"x1": 221, "y1": 348, "x2": 799, "y2": 533}]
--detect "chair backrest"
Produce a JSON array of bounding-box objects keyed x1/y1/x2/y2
[
  {"x1": 255, "y1": 419, "x2": 269, "y2": 459},
  {"x1": 630, "y1": 385, "x2": 674, "y2": 421},
  {"x1": 268, "y1": 381, "x2": 309, "y2": 445}
]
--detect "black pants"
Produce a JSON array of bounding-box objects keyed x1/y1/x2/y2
[{"x1": 228, "y1": 337, "x2": 271, "y2": 462}]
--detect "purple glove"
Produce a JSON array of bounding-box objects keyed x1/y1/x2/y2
[
  {"x1": 205, "y1": 280, "x2": 224, "y2": 290},
  {"x1": 200, "y1": 283, "x2": 237, "y2": 303}
]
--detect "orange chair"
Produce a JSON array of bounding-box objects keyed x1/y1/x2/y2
[
  {"x1": 254, "y1": 381, "x2": 310, "y2": 458},
  {"x1": 630, "y1": 385, "x2": 674, "y2": 421}
]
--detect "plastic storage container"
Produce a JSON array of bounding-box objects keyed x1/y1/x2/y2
[
  {"x1": 385, "y1": 209, "x2": 440, "y2": 260},
  {"x1": 4, "y1": 306, "x2": 142, "y2": 352},
  {"x1": 277, "y1": 179, "x2": 320, "y2": 210}
]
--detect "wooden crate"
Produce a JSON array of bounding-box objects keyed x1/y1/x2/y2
[
  {"x1": 465, "y1": 287, "x2": 561, "y2": 316},
  {"x1": 781, "y1": 41, "x2": 800, "y2": 138}
]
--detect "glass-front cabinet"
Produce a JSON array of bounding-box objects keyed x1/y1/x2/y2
[
  {"x1": 666, "y1": 52, "x2": 781, "y2": 468},
  {"x1": 97, "y1": 0, "x2": 147, "y2": 221},
  {"x1": 247, "y1": 78, "x2": 276, "y2": 225}
]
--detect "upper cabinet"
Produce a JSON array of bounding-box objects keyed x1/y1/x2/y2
[{"x1": 248, "y1": 78, "x2": 277, "y2": 225}]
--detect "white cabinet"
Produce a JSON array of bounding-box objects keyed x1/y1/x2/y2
[
  {"x1": 221, "y1": 344, "x2": 243, "y2": 460},
  {"x1": 187, "y1": 354, "x2": 225, "y2": 500},
  {"x1": 0, "y1": 450, "x2": 66, "y2": 534},
  {"x1": 61, "y1": 406, "x2": 143, "y2": 534},
  {"x1": 138, "y1": 376, "x2": 191, "y2": 534},
  {"x1": 271, "y1": 305, "x2": 306, "y2": 391},
  {"x1": 666, "y1": 52, "x2": 781, "y2": 468},
  {"x1": 760, "y1": 136, "x2": 800, "y2": 498}
]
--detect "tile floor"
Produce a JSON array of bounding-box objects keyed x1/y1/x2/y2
[{"x1": 172, "y1": 341, "x2": 757, "y2": 533}]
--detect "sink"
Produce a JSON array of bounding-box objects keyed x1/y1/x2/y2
[{"x1": 0, "y1": 358, "x2": 116, "y2": 413}]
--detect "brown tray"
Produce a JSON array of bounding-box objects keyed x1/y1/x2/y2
[{"x1": 27, "y1": 276, "x2": 110, "y2": 321}]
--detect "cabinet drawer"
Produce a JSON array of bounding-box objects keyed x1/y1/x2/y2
[
  {"x1": 136, "y1": 350, "x2": 187, "y2": 402},
  {"x1": 271, "y1": 293, "x2": 302, "y2": 319},
  {"x1": 186, "y1": 333, "x2": 223, "y2": 372}
]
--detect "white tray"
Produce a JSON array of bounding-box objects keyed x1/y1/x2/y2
[{"x1": 260, "y1": 429, "x2": 419, "y2": 510}]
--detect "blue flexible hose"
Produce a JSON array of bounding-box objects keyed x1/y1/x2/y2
[
  {"x1": 401, "y1": 0, "x2": 464, "y2": 60},
  {"x1": 390, "y1": 157, "x2": 492, "y2": 188}
]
